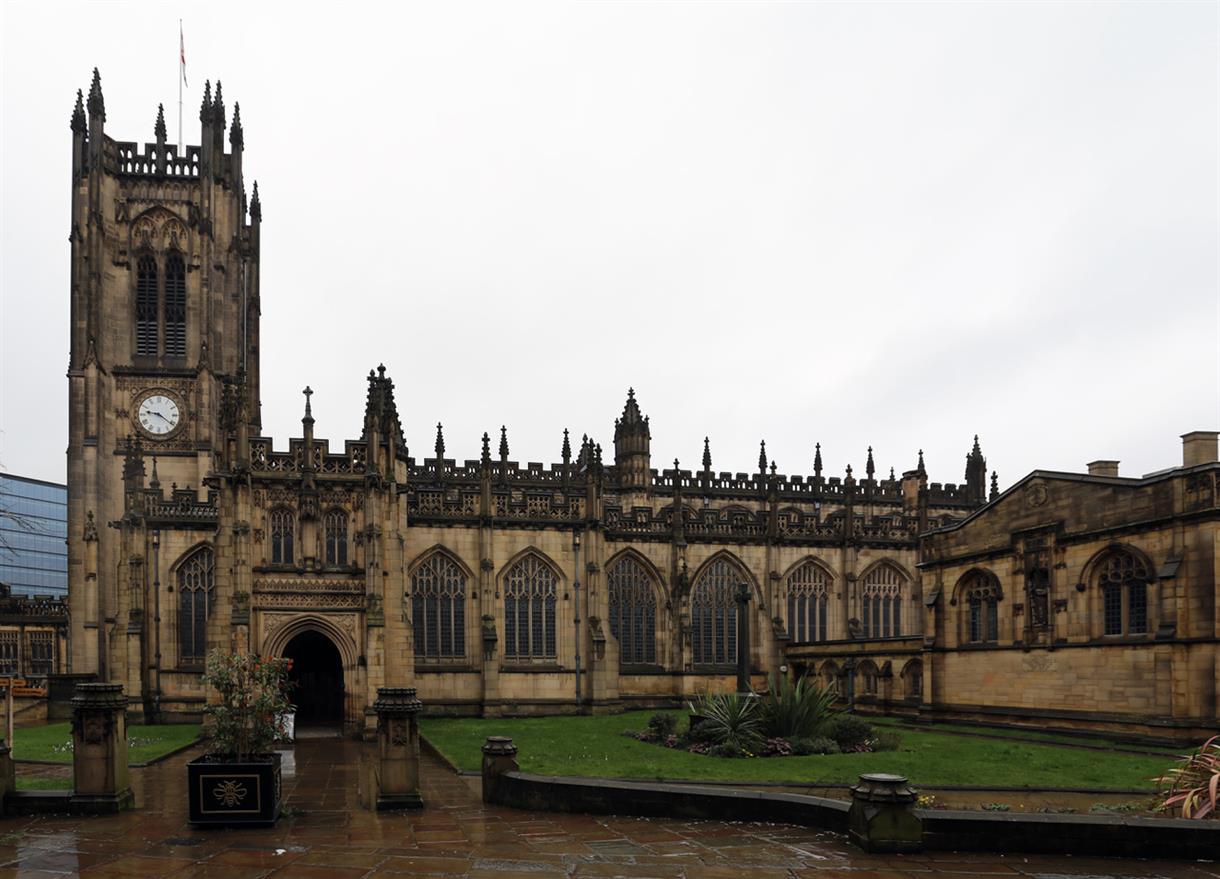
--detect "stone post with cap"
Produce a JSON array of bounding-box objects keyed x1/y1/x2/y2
[
  {"x1": 848, "y1": 772, "x2": 923, "y2": 853},
  {"x1": 70, "y1": 682, "x2": 134, "y2": 812},
  {"x1": 371, "y1": 687, "x2": 424, "y2": 809},
  {"x1": 481, "y1": 736, "x2": 519, "y2": 804}
]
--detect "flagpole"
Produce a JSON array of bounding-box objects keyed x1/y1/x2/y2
[{"x1": 178, "y1": 19, "x2": 183, "y2": 150}]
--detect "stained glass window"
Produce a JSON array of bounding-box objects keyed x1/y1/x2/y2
[
  {"x1": 178, "y1": 546, "x2": 214, "y2": 665},
  {"x1": 270, "y1": 508, "x2": 294, "y2": 565},
  {"x1": 691, "y1": 557, "x2": 744, "y2": 665},
  {"x1": 1097, "y1": 549, "x2": 1149, "y2": 636},
  {"x1": 862, "y1": 562, "x2": 904, "y2": 637},
  {"x1": 412, "y1": 552, "x2": 466, "y2": 660},
  {"x1": 787, "y1": 560, "x2": 830, "y2": 643},
  {"x1": 607, "y1": 555, "x2": 657, "y2": 665},
  {"x1": 503, "y1": 553, "x2": 558, "y2": 661}
]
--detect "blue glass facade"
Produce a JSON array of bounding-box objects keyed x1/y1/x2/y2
[{"x1": 0, "y1": 475, "x2": 68, "y2": 598}]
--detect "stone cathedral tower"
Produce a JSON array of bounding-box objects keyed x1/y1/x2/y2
[{"x1": 65, "y1": 69, "x2": 261, "y2": 697}]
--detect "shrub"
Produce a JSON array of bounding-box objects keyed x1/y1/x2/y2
[
  {"x1": 687, "y1": 691, "x2": 764, "y2": 752},
  {"x1": 761, "y1": 737, "x2": 793, "y2": 757},
  {"x1": 873, "y1": 730, "x2": 902, "y2": 752},
  {"x1": 828, "y1": 715, "x2": 875, "y2": 753},
  {"x1": 760, "y1": 672, "x2": 838, "y2": 740},
  {"x1": 648, "y1": 713, "x2": 678, "y2": 738},
  {"x1": 1156, "y1": 735, "x2": 1220, "y2": 820},
  {"x1": 203, "y1": 649, "x2": 292, "y2": 760},
  {"x1": 791, "y1": 736, "x2": 839, "y2": 756},
  {"x1": 708, "y1": 742, "x2": 745, "y2": 759}
]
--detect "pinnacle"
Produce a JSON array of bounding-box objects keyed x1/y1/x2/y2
[
  {"x1": 87, "y1": 67, "x2": 105, "y2": 121},
  {"x1": 435, "y1": 422, "x2": 445, "y2": 458},
  {"x1": 230, "y1": 102, "x2": 243, "y2": 148},
  {"x1": 499, "y1": 425, "x2": 509, "y2": 459},
  {"x1": 154, "y1": 103, "x2": 167, "y2": 141},
  {"x1": 702, "y1": 437, "x2": 712, "y2": 470},
  {"x1": 71, "y1": 89, "x2": 86, "y2": 133},
  {"x1": 200, "y1": 80, "x2": 212, "y2": 121},
  {"x1": 250, "y1": 181, "x2": 262, "y2": 221}
]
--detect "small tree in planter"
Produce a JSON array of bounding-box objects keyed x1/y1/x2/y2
[{"x1": 187, "y1": 650, "x2": 292, "y2": 826}]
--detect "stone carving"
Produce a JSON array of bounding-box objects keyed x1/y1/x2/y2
[{"x1": 1026, "y1": 481, "x2": 1048, "y2": 508}]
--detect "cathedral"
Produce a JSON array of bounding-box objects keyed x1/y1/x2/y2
[{"x1": 65, "y1": 72, "x2": 1219, "y2": 740}]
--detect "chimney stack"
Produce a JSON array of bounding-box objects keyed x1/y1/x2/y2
[
  {"x1": 1087, "y1": 460, "x2": 1120, "y2": 478},
  {"x1": 1181, "y1": 431, "x2": 1219, "y2": 468}
]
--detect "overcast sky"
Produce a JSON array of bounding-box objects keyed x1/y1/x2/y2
[{"x1": 1, "y1": 1, "x2": 1217, "y2": 490}]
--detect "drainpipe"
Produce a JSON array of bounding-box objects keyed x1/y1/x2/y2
[
  {"x1": 152, "y1": 530, "x2": 162, "y2": 724},
  {"x1": 573, "y1": 531, "x2": 582, "y2": 711}
]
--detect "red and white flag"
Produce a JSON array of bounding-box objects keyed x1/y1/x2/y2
[{"x1": 180, "y1": 22, "x2": 188, "y2": 88}]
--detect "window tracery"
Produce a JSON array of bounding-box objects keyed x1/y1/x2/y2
[
  {"x1": 323, "y1": 509, "x2": 348, "y2": 566},
  {"x1": 607, "y1": 555, "x2": 657, "y2": 665},
  {"x1": 861, "y1": 562, "x2": 904, "y2": 638},
  {"x1": 786, "y1": 560, "x2": 830, "y2": 643},
  {"x1": 270, "y1": 507, "x2": 294, "y2": 565},
  {"x1": 177, "y1": 546, "x2": 214, "y2": 665},
  {"x1": 1097, "y1": 549, "x2": 1149, "y2": 636},
  {"x1": 691, "y1": 557, "x2": 745, "y2": 665},
  {"x1": 963, "y1": 571, "x2": 1001, "y2": 643},
  {"x1": 412, "y1": 552, "x2": 466, "y2": 660},
  {"x1": 503, "y1": 553, "x2": 557, "y2": 661}
]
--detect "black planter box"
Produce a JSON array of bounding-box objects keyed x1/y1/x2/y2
[{"x1": 187, "y1": 754, "x2": 282, "y2": 826}]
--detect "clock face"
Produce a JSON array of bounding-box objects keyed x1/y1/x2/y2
[{"x1": 137, "y1": 394, "x2": 182, "y2": 437}]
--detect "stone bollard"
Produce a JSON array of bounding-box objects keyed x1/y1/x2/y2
[
  {"x1": 481, "y1": 736, "x2": 519, "y2": 804},
  {"x1": 70, "y1": 683, "x2": 134, "y2": 813},
  {"x1": 372, "y1": 687, "x2": 424, "y2": 810},
  {"x1": 848, "y1": 772, "x2": 922, "y2": 853}
]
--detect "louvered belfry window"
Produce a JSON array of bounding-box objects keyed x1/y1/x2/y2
[
  {"x1": 412, "y1": 553, "x2": 466, "y2": 660},
  {"x1": 178, "y1": 546, "x2": 215, "y2": 665},
  {"x1": 164, "y1": 252, "x2": 187, "y2": 358},
  {"x1": 607, "y1": 555, "x2": 657, "y2": 665},
  {"x1": 691, "y1": 557, "x2": 742, "y2": 665},
  {"x1": 136, "y1": 254, "x2": 159, "y2": 355},
  {"x1": 503, "y1": 554, "x2": 557, "y2": 661}
]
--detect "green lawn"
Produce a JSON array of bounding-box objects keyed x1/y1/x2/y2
[
  {"x1": 420, "y1": 711, "x2": 1170, "y2": 791},
  {"x1": 868, "y1": 716, "x2": 1187, "y2": 755},
  {"x1": 15, "y1": 777, "x2": 70, "y2": 790},
  {"x1": 10, "y1": 723, "x2": 200, "y2": 764}
]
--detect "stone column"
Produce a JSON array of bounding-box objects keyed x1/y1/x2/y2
[
  {"x1": 848, "y1": 773, "x2": 922, "y2": 853},
  {"x1": 481, "y1": 736, "x2": 519, "y2": 805},
  {"x1": 371, "y1": 687, "x2": 423, "y2": 810},
  {"x1": 70, "y1": 683, "x2": 133, "y2": 812}
]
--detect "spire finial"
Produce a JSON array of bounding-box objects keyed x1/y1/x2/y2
[
  {"x1": 499, "y1": 425, "x2": 509, "y2": 459},
  {"x1": 562, "y1": 428, "x2": 571, "y2": 462},
  {"x1": 302, "y1": 385, "x2": 313, "y2": 421},
  {"x1": 889, "y1": 466, "x2": 895, "y2": 481},
  {"x1": 230, "y1": 101, "x2": 243, "y2": 149},
  {"x1": 213, "y1": 80, "x2": 225, "y2": 126},
  {"x1": 71, "y1": 89, "x2": 86, "y2": 133},
  {"x1": 917, "y1": 448, "x2": 926, "y2": 474},
  {"x1": 758, "y1": 440, "x2": 767, "y2": 473},
  {"x1": 990, "y1": 470, "x2": 999, "y2": 501},
  {"x1": 702, "y1": 437, "x2": 712, "y2": 471},
  {"x1": 814, "y1": 442, "x2": 823, "y2": 477},
  {"x1": 481, "y1": 431, "x2": 491, "y2": 465},
  {"x1": 200, "y1": 80, "x2": 212, "y2": 122},
  {"x1": 250, "y1": 180, "x2": 261, "y2": 221},
  {"x1": 87, "y1": 68, "x2": 105, "y2": 121},
  {"x1": 435, "y1": 422, "x2": 445, "y2": 459},
  {"x1": 154, "y1": 103, "x2": 167, "y2": 141},
  {"x1": 866, "y1": 446, "x2": 875, "y2": 479}
]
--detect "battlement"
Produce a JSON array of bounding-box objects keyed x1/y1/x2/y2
[{"x1": 103, "y1": 137, "x2": 202, "y2": 178}]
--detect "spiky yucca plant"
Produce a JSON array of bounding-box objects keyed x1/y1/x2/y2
[
  {"x1": 760, "y1": 672, "x2": 838, "y2": 740},
  {"x1": 1156, "y1": 735, "x2": 1220, "y2": 820},
  {"x1": 688, "y1": 691, "x2": 764, "y2": 752}
]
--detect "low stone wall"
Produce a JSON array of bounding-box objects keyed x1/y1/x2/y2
[{"x1": 479, "y1": 736, "x2": 1220, "y2": 861}]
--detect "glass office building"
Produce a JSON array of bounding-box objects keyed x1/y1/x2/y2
[{"x1": 0, "y1": 474, "x2": 68, "y2": 598}]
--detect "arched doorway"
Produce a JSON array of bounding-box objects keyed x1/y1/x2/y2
[{"x1": 283, "y1": 630, "x2": 344, "y2": 727}]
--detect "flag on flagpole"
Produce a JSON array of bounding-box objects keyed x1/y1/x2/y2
[{"x1": 180, "y1": 22, "x2": 188, "y2": 88}]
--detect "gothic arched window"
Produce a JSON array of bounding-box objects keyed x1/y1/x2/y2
[
  {"x1": 177, "y1": 546, "x2": 214, "y2": 665},
  {"x1": 135, "y1": 254, "x2": 158, "y2": 356},
  {"x1": 164, "y1": 251, "x2": 187, "y2": 358},
  {"x1": 903, "y1": 659, "x2": 923, "y2": 700},
  {"x1": 270, "y1": 508, "x2": 294, "y2": 565},
  {"x1": 786, "y1": 560, "x2": 830, "y2": 643},
  {"x1": 503, "y1": 553, "x2": 558, "y2": 661},
  {"x1": 412, "y1": 552, "x2": 466, "y2": 660},
  {"x1": 607, "y1": 555, "x2": 657, "y2": 665},
  {"x1": 1097, "y1": 549, "x2": 1149, "y2": 636},
  {"x1": 323, "y1": 509, "x2": 348, "y2": 566},
  {"x1": 962, "y1": 571, "x2": 1001, "y2": 643},
  {"x1": 858, "y1": 660, "x2": 879, "y2": 696},
  {"x1": 861, "y1": 562, "x2": 905, "y2": 638},
  {"x1": 691, "y1": 557, "x2": 746, "y2": 665}
]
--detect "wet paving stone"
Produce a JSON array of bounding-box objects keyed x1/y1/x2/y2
[{"x1": 2, "y1": 737, "x2": 1219, "y2": 878}]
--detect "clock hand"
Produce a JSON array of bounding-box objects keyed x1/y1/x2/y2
[{"x1": 152, "y1": 411, "x2": 173, "y2": 424}]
